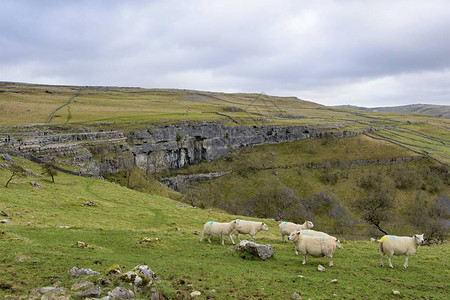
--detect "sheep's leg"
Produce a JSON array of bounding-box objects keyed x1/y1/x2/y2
[
  {"x1": 207, "y1": 235, "x2": 212, "y2": 244},
  {"x1": 302, "y1": 255, "x2": 307, "y2": 265},
  {"x1": 229, "y1": 234, "x2": 236, "y2": 245},
  {"x1": 200, "y1": 233, "x2": 204, "y2": 242},
  {"x1": 295, "y1": 249, "x2": 298, "y2": 256},
  {"x1": 380, "y1": 252, "x2": 384, "y2": 267},
  {"x1": 404, "y1": 256, "x2": 409, "y2": 268},
  {"x1": 328, "y1": 255, "x2": 333, "y2": 267},
  {"x1": 388, "y1": 256, "x2": 393, "y2": 268},
  {"x1": 282, "y1": 235, "x2": 286, "y2": 243},
  {"x1": 235, "y1": 233, "x2": 241, "y2": 241},
  {"x1": 221, "y1": 235, "x2": 225, "y2": 246},
  {"x1": 250, "y1": 234, "x2": 255, "y2": 241}
]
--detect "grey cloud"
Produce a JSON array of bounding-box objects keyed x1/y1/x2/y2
[{"x1": 1, "y1": 0, "x2": 450, "y2": 106}]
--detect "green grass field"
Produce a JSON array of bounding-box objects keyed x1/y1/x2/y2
[{"x1": 1, "y1": 156, "x2": 449, "y2": 299}]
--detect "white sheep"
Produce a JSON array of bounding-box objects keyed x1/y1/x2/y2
[
  {"x1": 200, "y1": 220, "x2": 240, "y2": 246},
  {"x1": 288, "y1": 230, "x2": 336, "y2": 267},
  {"x1": 378, "y1": 234, "x2": 424, "y2": 268},
  {"x1": 300, "y1": 229, "x2": 342, "y2": 249},
  {"x1": 233, "y1": 219, "x2": 269, "y2": 241},
  {"x1": 279, "y1": 220, "x2": 314, "y2": 242}
]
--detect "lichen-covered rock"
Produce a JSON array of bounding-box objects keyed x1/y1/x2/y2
[
  {"x1": 105, "y1": 264, "x2": 122, "y2": 275},
  {"x1": 108, "y1": 287, "x2": 134, "y2": 299},
  {"x1": 133, "y1": 265, "x2": 159, "y2": 283},
  {"x1": 68, "y1": 267, "x2": 100, "y2": 278},
  {"x1": 232, "y1": 240, "x2": 274, "y2": 260}
]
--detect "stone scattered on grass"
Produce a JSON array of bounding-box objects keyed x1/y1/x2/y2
[
  {"x1": 96, "y1": 278, "x2": 113, "y2": 287},
  {"x1": 76, "y1": 241, "x2": 89, "y2": 248},
  {"x1": 232, "y1": 240, "x2": 274, "y2": 260},
  {"x1": 138, "y1": 237, "x2": 161, "y2": 244},
  {"x1": 108, "y1": 287, "x2": 134, "y2": 299},
  {"x1": 190, "y1": 291, "x2": 201, "y2": 297},
  {"x1": 30, "y1": 181, "x2": 41, "y2": 188},
  {"x1": 0, "y1": 210, "x2": 8, "y2": 217},
  {"x1": 330, "y1": 279, "x2": 338, "y2": 284},
  {"x1": 82, "y1": 201, "x2": 97, "y2": 207},
  {"x1": 73, "y1": 285, "x2": 102, "y2": 299},
  {"x1": 0, "y1": 219, "x2": 11, "y2": 224},
  {"x1": 291, "y1": 292, "x2": 302, "y2": 299},
  {"x1": 59, "y1": 225, "x2": 70, "y2": 229},
  {"x1": 70, "y1": 280, "x2": 94, "y2": 291},
  {"x1": 68, "y1": 267, "x2": 100, "y2": 278},
  {"x1": 392, "y1": 290, "x2": 401, "y2": 295},
  {"x1": 317, "y1": 265, "x2": 326, "y2": 272},
  {"x1": 192, "y1": 230, "x2": 201, "y2": 235},
  {"x1": 105, "y1": 264, "x2": 122, "y2": 276}
]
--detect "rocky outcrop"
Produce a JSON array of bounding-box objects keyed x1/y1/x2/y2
[
  {"x1": 129, "y1": 122, "x2": 371, "y2": 174},
  {"x1": 1, "y1": 122, "x2": 374, "y2": 175},
  {"x1": 160, "y1": 171, "x2": 232, "y2": 191}
]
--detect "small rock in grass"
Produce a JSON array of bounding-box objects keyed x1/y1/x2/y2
[
  {"x1": 0, "y1": 219, "x2": 11, "y2": 224},
  {"x1": 69, "y1": 267, "x2": 100, "y2": 278},
  {"x1": 105, "y1": 264, "x2": 122, "y2": 275},
  {"x1": 190, "y1": 291, "x2": 201, "y2": 297},
  {"x1": 392, "y1": 290, "x2": 401, "y2": 295},
  {"x1": 71, "y1": 280, "x2": 94, "y2": 291},
  {"x1": 77, "y1": 241, "x2": 89, "y2": 248},
  {"x1": 59, "y1": 225, "x2": 70, "y2": 229},
  {"x1": 317, "y1": 265, "x2": 326, "y2": 272},
  {"x1": 297, "y1": 275, "x2": 304, "y2": 278},
  {"x1": 96, "y1": 278, "x2": 113, "y2": 286},
  {"x1": 30, "y1": 181, "x2": 41, "y2": 188},
  {"x1": 192, "y1": 230, "x2": 201, "y2": 235},
  {"x1": 0, "y1": 211, "x2": 8, "y2": 217},
  {"x1": 73, "y1": 285, "x2": 101, "y2": 298},
  {"x1": 291, "y1": 292, "x2": 302, "y2": 299},
  {"x1": 82, "y1": 201, "x2": 97, "y2": 207},
  {"x1": 330, "y1": 279, "x2": 338, "y2": 284},
  {"x1": 108, "y1": 287, "x2": 134, "y2": 299}
]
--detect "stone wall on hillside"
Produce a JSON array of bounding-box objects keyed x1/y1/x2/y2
[{"x1": 0, "y1": 122, "x2": 373, "y2": 176}]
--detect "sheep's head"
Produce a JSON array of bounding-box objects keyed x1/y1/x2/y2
[
  {"x1": 261, "y1": 223, "x2": 269, "y2": 231},
  {"x1": 414, "y1": 234, "x2": 424, "y2": 245},
  {"x1": 334, "y1": 238, "x2": 342, "y2": 249},
  {"x1": 232, "y1": 220, "x2": 242, "y2": 228},
  {"x1": 288, "y1": 230, "x2": 302, "y2": 242},
  {"x1": 305, "y1": 221, "x2": 314, "y2": 229}
]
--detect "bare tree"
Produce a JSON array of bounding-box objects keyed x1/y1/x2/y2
[
  {"x1": 353, "y1": 173, "x2": 395, "y2": 234},
  {"x1": 41, "y1": 163, "x2": 58, "y2": 182},
  {"x1": 5, "y1": 164, "x2": 27, "y2": 187}
]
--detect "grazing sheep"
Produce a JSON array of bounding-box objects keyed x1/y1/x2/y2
[
  {"x1": 233, "y1": 219, "x2": 269, "y2": 241},
  {"x1": 378, "y1": 234, "x2": 424, "y2": 268},
  {"x1": 200, "y1": 220, "x2": 240, "y2": 246},
  {"x1": 288, "y1": 230, "x2": 336, "y2": 267},
  {"x1": 301, "y1": 229, "x2": 342, "y2": 249},
  {"x1": 279, "y1": 221, "x2": 314, "y2": 242}
]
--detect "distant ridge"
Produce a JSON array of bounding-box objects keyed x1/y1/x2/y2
[{"x1": 333, "y1": 104, "x2": 450, "y2": 119}]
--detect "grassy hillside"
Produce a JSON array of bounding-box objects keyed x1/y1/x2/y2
[
  {"x1": 1, "y1": 156, "x2": 449, "y2": 299},
  {"x1": 158, "y1": 135, "x2": 449, "y2": 239},
  {"x1": 1, "y1": 82, "x2": 449, "y2": 165}
]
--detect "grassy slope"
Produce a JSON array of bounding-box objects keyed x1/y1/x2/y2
[
  {"x1": 1, "y1": 157, "x2": 449, "y2": 299},
  {"x1": 163, "y1": 135, "x2": 448, "y2": 235}
]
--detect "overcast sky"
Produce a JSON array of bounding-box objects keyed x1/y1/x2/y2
[{"x1": 1, "y1": 0, "x2": 450, "y2": 107}]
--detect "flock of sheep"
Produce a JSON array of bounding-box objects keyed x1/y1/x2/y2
[{"x1": 200, "y1": 219, "x2": 425, "y2": 269}]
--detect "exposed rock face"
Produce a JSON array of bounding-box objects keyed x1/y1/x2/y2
[
  {"x1": 160, "y1": 171, "x2": 232, "y2": 191},
  {"x1": 129, "y1": 122, "x2": 369, "y2": 174},
  {"x1": 1, "y1": 122, "x2": 372, "y2": 175}
]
